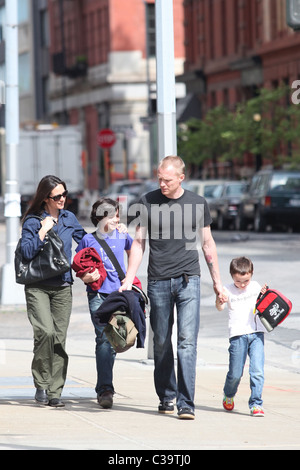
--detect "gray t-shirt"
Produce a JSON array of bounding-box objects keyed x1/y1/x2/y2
[{"x1": 138, "y1": 189, "x2": 212, "y2": 280}]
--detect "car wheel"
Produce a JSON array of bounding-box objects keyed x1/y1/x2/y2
[
  {"x1": 235, "y1": 213, "x2": 247, "y2": 231},
  {"x1": 254, "y1": 209, "x2": 266, "y2": 232},
  {"x1": 217, "y1": 212, "x2": 228, "y2": 230},
  {"x1": 292, "y1": 223, "x2": 300, "y2": 233}
]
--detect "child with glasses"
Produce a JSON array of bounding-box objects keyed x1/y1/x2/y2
[{"x1": 216, "y1": 256, "x2": 267, "y2": 417}]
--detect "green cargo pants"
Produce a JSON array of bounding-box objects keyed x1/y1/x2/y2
[{"x1": 25, "y1": 285, "x2": 72, "y2": 400}]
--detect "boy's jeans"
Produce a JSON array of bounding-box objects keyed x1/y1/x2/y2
[
  {"x1": 88, "y1": 292, "x2": 116, "y2": 396},
  {"x1": 224, "y1": 332, "x2": 265, "y2": 408},
  {"x1": 148, "y1": 275, "x2": 200, "y2": 411}
]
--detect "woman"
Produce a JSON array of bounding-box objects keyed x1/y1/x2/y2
[
  {"x1": 75, "y1": 198, "x2": 133, "y2": 409},
  {"x1": 20, "y1": 175, "x2": 93, "y2": 407}
]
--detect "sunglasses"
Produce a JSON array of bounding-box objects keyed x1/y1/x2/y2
[{"x1": 48, "y1": 190, "x2": 68, "y2": 202}]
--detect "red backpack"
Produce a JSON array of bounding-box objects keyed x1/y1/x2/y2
[{"x1": 255, "y1": 288, "x2": 292, "y2": 332}]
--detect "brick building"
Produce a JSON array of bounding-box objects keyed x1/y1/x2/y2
[
  {"x1": 182, "y1": 0, "x2": 300, "y2": 110},
  {"x1": 184, "y1": 0, "x2": 300, "y2": 109},
  {"x1": 48, "y1": 0, "x2": 185, "y2": 190},
  {"x1": 179, "y1": 0, "x2": 300, "y2": 177}
]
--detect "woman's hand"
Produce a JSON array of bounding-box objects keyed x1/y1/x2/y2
[
  {"x1": 117, "y1": 223, "x2": 128, "y2": 234},
  {"x1": 81, "y1": 268, "x2": 101, "y2": 284},
  {"x1": 39, "y1": 217, "x2": 56, "y2": 241}
]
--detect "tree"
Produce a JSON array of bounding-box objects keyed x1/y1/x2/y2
[
  {"x1": 177, "y1": 85, "x2": 300, "y2": 175},
  {"x1": 178, "y1": 106, "x2": 234, "y2": 178},
  {"x1": 226, "y1": 85, "x2": 300, "y2": 167}
]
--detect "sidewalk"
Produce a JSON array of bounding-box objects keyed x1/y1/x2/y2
[
  {"x1": 1, "y1": 299, "x2": 300, "y2": 451},
  {"x1": 0, "y1": 222, "x2": 300, "y2": 450}
]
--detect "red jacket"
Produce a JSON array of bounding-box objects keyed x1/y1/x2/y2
[{"x1": 72, "y1": 247, "x2": 107, "y2": 291}]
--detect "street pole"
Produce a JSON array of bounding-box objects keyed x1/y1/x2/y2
[
  {"x1": 146, "y1": 0, "x2": 178, "y2": 359},
  {"x1": 1, "y1": 0, "x2": 24, "y2": 305},
  {"x1": 155, "y1": 0, "x2": 177, "y2": 160}
]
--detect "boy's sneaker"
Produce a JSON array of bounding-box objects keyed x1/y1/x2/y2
[
  {"x1": 223, "y1": 395, "x2": 234, "y2": 411},
  {"x1": 158, "y1": 401, "x2": 174, "y2": 414},
  {"x1": 178, "y1": 407, "x2": 195, "y2": 420},
  {"x1": 250, "y1": 406, "x2": 264, "y2": 417}
]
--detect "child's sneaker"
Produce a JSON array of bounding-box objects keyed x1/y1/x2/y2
[
  {"x1": 223, "y1": 395, "x2": 234, "y2": 411},
  {"x1": 250, "y1": 406, "x2": 264, "y2": 417}
]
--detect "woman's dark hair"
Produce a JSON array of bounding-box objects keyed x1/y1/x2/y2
[
  {"x1": 22, "y1": 175, "x2": 67, "y2": 221},
  {"x1": 90, "y1": 198, "x2": 120, "y2": 227}
]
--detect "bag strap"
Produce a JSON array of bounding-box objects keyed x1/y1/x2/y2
[
  {"x1": 92, "y1": 231, "x2": 125, "y2": 281},
  {"x1": 92, "y1": 231, "x2": 148, "y2": 305}
]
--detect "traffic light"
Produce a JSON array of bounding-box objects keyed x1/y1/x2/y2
[{"x1": 286, "y1": 0, "x2": 300, "y2": 30}]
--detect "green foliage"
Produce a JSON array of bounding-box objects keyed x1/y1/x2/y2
[{"x1": 177, "y1": 85, "x2": 300, "y2": 170}]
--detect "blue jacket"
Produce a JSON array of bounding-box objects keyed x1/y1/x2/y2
[{"x1": 20, "y1": 209, "x2": 86, "y2": 285}]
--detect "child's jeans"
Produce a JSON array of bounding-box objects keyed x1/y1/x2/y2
[
  {"x1": 223, "y1": 332, "x2": 264, "y2": 409},
  {"x1": 88, "y1": 292, "x2": 116, "y2": 396}
]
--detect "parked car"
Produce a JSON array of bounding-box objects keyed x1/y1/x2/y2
[
  {"x1": 188, "y1": 179, "x2": 227, "y2": 225},
  {"x1": 209, "y1": 181, "x2": 248, "y2": 230},
  {"x1": 127, "y1": 180, "x2": 159, "y2": 222},
  {"x1": 102, "y1": 179, "x2": 144, "y2": 218},
  {"x1": 188, "y1": 179, "x2": 226, "y2": 201},
  {"x1": 236, "y1": 170, "x2": 300, "y2": 232}
]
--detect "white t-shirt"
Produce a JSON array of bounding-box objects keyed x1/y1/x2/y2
[{"x1": 223, "y1": 280, "x2": 266, "y2": 339}]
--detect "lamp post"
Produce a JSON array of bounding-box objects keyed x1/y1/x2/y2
[
  {"x1": 155, "y1": 0, "x2": 177, "y2": 160},
  {"x1": 1, "y1": 0, "x2": 24, "y2": 305}
]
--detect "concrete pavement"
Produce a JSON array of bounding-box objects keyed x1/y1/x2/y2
[
  {"x1": 0, "y1": 223, "x2": 300, "y2": 451},
  {"x1": 1, "y1": 288, "x2": 300, "y2": 451}
]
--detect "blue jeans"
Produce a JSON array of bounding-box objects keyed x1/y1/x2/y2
[
  {"x1": 88, "y1": 292, "x2": 116, "y2": 396},
  {"x1": 224, "y1": 333, "x2": 265, "y2": 409},
  {"x1": 147, "y1": 275, "x2": 200, "y2": 411}
]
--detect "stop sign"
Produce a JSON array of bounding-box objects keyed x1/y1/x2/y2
[{"x1": 97, "y1": 128, "x2": 116, "y2": 148}]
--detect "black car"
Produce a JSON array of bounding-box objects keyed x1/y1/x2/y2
[
  {"x1": 209, "y1": 181, "x2": 248, "y2": 230},
  {"x1": 236, "y1": 170, "x2": 300, "y2": 232}
]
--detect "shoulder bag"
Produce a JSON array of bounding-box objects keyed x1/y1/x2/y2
[{"x1": 15, "y1": 216, "x2": 70, "y2": 285}]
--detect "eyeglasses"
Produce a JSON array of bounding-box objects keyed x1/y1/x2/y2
[{"x1": 48, "y1": 190, "x2": 68, "y2": 202}]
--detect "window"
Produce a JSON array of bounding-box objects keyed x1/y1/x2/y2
[
  {"x1": 40, "y1": 9, "x2": 50, "y2": 48},
  {"x1": 41, "y1": 77, "x2": 49, "y2": 116},
  {"x1": 18, "y1": 0, "x2": 29, "y2": 24},
  {"x1": 146, "y1": 3, "x2": 155, "y2": 57},
  {"x1": 0, "y1": 63, "x2": 5, "y2": 105},
  {"x1": 19, "y1": 53, "x2": 31, "y2": 95},
  {"x1": 0, "y1": 6, "x2": 5, "y2": 42}
]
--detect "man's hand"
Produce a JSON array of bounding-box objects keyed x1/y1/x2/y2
[{"x1": 119, "y1": 278, "x2": 133, "y2": 292}]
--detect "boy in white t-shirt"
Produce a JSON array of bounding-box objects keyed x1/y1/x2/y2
[{"x1": 216, "y1": 257, "x2": 267, "y2": 417}]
